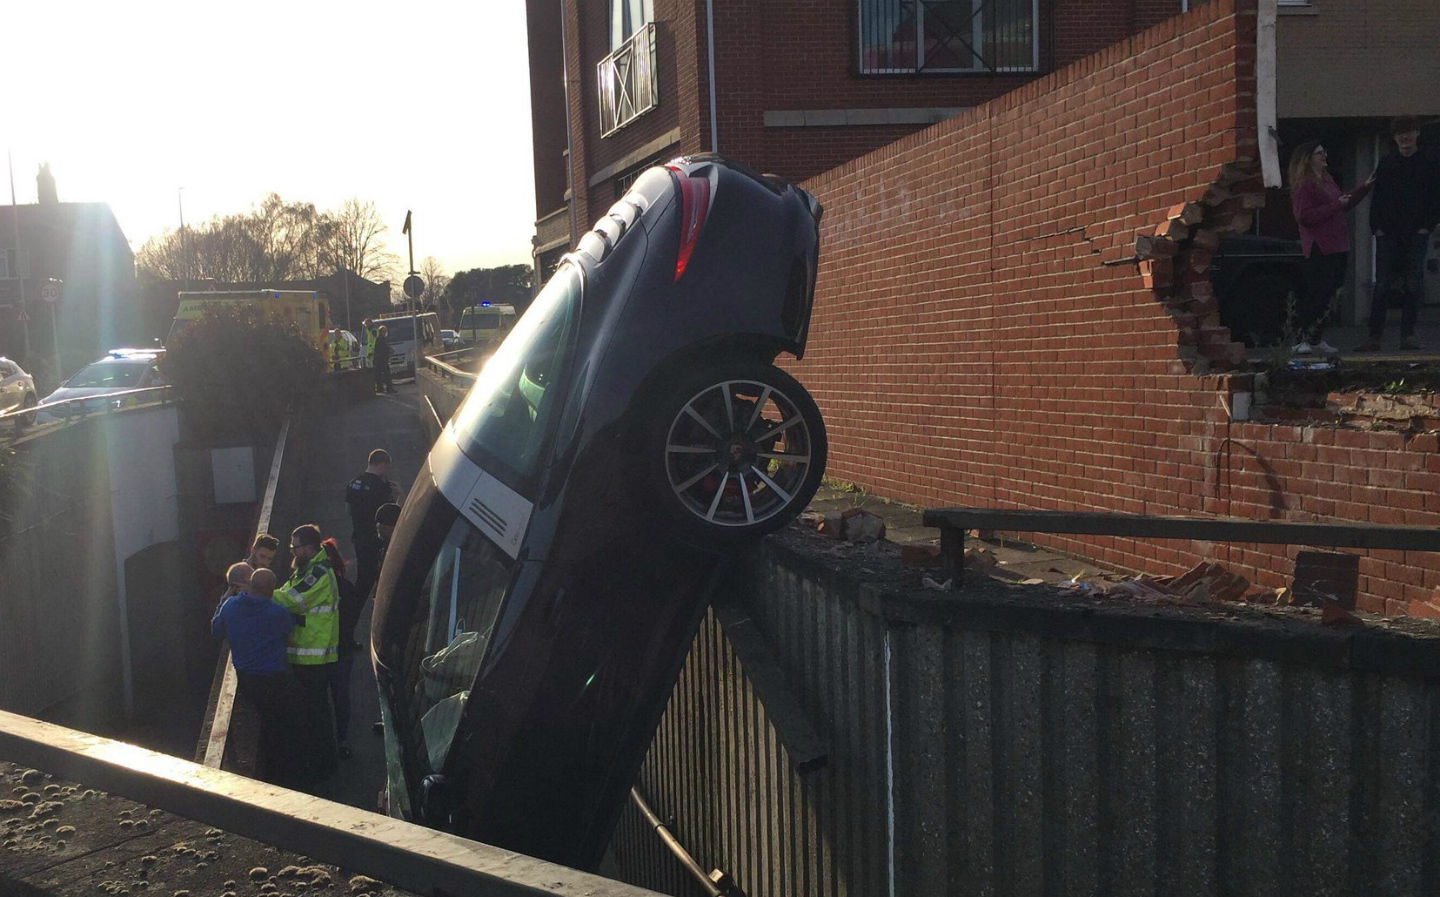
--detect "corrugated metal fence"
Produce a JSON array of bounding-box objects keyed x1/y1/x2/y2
[{"x1": 610, "y1": 534, "x2": 1440, "y2": 897}]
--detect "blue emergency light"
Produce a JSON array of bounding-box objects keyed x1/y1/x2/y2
[{"x1": 481, "y1": 301, "x2": 491, "y2": 307}]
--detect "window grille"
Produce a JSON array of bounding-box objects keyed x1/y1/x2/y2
[{"x1": 598, "y1": 22, "x2": 659, "y2": 137}]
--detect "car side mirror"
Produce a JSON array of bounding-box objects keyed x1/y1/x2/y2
[{"x1": 420, "y1": 774, "x2": 460, "y2": 830}]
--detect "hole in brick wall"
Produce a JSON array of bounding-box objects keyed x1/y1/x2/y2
[{"x1": 1136, "y1": 160, "x2": 1266, "y2": 376}]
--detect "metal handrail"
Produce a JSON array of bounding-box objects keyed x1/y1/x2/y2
[
  {"x1": 423, "y1": 352, "x2": 478, "y2": 384},
  {"x1": 0, "y1": 709, "x2": 664, "y2": 897},
  {"x1": 630, "y1": 787, "x2": 742, "y2": 897},
  {"x1": 200, "y1": 415, "x2": 291, "y2": 769},
  {"x1": 0, "y1": 384, "x2": 172, "y2": 422}
]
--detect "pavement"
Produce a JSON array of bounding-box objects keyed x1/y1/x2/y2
[{"x1": 269, "y1": 377, "x2": 430, "y2": 813}]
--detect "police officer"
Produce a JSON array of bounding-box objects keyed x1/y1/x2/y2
[
  {"x1": 275, "y1": 524, "x2": 341, "y2": 781},
  {"x1": 329, "y1": 330, "x2": 344, "y2": 373},
  {"x1": 346, "y1": 450, "x2": 398, "y2": 600},
  {"x1": 363, "y1": 319, "x2": 377, "y2": 369}
]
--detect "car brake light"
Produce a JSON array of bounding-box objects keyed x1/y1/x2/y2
[{"x1": 668, "y1": 166, "x2": 711, "y2": 282}]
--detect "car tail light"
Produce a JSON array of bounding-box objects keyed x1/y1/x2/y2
[{"x1": 668, "y1": 166, "x2": 711, "y2": 282}]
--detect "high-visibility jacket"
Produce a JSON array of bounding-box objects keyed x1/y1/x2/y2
[
  {"x1": 274, "y1": 552, "x2": 339, "y2": 665},
  {"x1": 364, "y1": 327, "x2": 377, "y2": 367}
]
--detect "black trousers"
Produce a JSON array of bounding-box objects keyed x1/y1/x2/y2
[
  {"x1": 290, "y1": 663, "x2": 339, "y2": 781},
  {"x1": 1370, "y1": 231, "x2": 1429, "y2": 339},
  {"x1": 374, "y1": 360, "x2": 393, "y2": 393},
  {"x1": 354, "y1": 535, "x2": 383, "y2": 601},
  {"x1": 236, "y1": 671, "x2": 308, "y2": 789},
  {"x1": 1298, "y1": 249, "x2": 1347, "y2": 342}
]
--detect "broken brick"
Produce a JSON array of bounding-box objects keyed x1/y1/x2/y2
[
  {"x1": 1191, "y1": 229, "x2": 1222, "y2": 251},
  {"x1": 1166, "y1": 201, "x2": 1204, "y2": 226},
  {"x1": 1135, "y1": 233, "x2": 1180, "y2": 259},
  {"x1": 1154, "y1": 219, "x2": 1190, "y2": 242},
  {"x1": 1320, "y1": 599, "x2": 1363, "y2": 627},
  {"x1": 900, "y1": 544, "x2": 943, "y2": 568},
  {"x1": 1140, "y1": 259, "x2": 1174, "y2": 289}
]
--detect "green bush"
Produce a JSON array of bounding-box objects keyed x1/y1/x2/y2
[{"x1": 160, "y1": 304, "x2": 323, "y2": 439}]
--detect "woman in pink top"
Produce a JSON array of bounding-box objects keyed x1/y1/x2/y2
[{"x1": 1288, "y1": 140, "x2": 1375, "y2": 356}]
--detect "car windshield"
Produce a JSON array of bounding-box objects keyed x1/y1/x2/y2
[
  {"x1": 383, "y1": 318, "x2": 416, "y2": 341},
  {"x1": 372, "y1": 469, "x2": 519, "y2": 792},
  {"x1": 449, "y1": 263, "x2": 580, "y2": 488},
  {"x1": 65, "y1": 361, "x2": 147, "y2": 389}
]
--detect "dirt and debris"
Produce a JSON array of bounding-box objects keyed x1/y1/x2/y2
[
  {"x1": 777, "y1": 511, "x2": 1440, "y2": 641},
  {"x1": 0, "y1": 761, "x2": 414, "y2": 897}
]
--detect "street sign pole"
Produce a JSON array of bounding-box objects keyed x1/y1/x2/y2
[
  {"x1": 8, "y1": 150, "x2": 29, "y2": 361},
  {"x1": 402, "y1": 210, "x2": 416, "y2": 316},
  {"x1": 43, "y1": 279, "x2": 61, "y2": 381}
]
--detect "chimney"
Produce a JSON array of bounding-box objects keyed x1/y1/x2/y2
[{"x1": 37, "y1": 163, "x2": 57, "y2": 205}]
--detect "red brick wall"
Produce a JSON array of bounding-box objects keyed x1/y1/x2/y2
[
  {"x1": 711, "y1": 0, "x2": 1182, "y2": 182},
  {"x1": 794, "y1": 0, "x2": 1440, "y2": 617}
]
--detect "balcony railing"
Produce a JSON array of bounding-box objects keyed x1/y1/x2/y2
[{"x1": 598, "y1": 22, "x2": 658, "y2": 137}]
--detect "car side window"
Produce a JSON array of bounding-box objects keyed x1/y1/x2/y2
[{"x1": 0, "y1": 362, "x2": 13, "y2": 379}]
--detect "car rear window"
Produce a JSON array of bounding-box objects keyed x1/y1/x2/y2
[
  {"x1": 66, "y1": 361, "x2": 146, "y2": 388},
  {"x1": 449, "y1": 263, "x2": 580, "y2": 489}
]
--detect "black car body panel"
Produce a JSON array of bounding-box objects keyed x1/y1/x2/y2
[
  {"x1": 1211, "y1": 233, "x2": 1306, "y2": 347},
  {"x1": 371, "y1": 156, "x2": 824, "y2": 869}
]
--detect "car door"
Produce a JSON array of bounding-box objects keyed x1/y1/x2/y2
[{"x1": 0, "y1": 361, "x2": 18, "y2": 412}]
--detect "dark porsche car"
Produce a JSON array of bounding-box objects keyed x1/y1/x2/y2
[{"x1": 371, "y1": 155, "x2": 826, "y2": 869}]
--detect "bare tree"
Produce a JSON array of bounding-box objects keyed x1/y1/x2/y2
[
  {"x1": 136, "y1": 193, "x2": 338, "y2": 284},
  {"x1": 325, "y1": 199, "x2": 398, "y2": 284},
  {"x1": 417, "y1": 256, "x2": 451, "y2": 316}
]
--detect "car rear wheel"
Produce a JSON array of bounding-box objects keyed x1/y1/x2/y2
[
  {"x1": 16, "y1": 394, "x2": 37, "y2": 431},
  {"x1": 649, "y1": 361, "x2": 827, "y2": 543}
]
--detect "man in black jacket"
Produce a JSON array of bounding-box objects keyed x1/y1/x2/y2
[
  {"x1": 1361, "y1": 117, "x2": 1440, "y2": 351},
  {"x1": 346, "y1": 449, "x2": 399, "y2": 601},
  {"x1": 372, "y1": 325, "x2": 395, "y2": 394}
]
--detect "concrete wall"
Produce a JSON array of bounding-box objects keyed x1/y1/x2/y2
[
  {"x1": 1276, "y1": 0, "x2": 1440, "y2": 119},
  {"x1": 0, "y1": 420, "x2": 118, "y2": 722},
  {"x1": 610, "y1": 530, "x2": 1440, "y2": 897},
  {"x1": 0, "y1": 405, "x2": 194, "y2": 731}
]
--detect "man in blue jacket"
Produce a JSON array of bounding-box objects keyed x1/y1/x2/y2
[{"x1": 212, "y1": 565, "x2": 307, "y2": 788}]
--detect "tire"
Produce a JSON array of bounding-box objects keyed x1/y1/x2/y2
[
  {"x1": 16, "y1": 393, "x2": 36, "y2": 432},
  {"x1": 646, "y1": 360, "x2": 827, "y2": 544}
]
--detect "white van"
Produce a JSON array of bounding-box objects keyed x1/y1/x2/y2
[{"x1": 376, "y1": 312, "x2": 440, "y2": 379}]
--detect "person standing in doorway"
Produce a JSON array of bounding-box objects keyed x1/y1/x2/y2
[
  {"x1": 1359, "y1": 117, "x2": 1440, "y2": 352},
  {"x1": 275, "y1": 524, "x2": 341, "y2": 782},
  {"x1": 373, "y1": 325, "x2": 394, "y2": 394},
  {"x1": 347, "y1": 449, "x2": 399, "y2": 601},
  {"x1": 1289, "y1": 140, "x2": 1374, "y2": 357}
]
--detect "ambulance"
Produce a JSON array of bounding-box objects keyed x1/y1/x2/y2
[{"x1": 168, "y1": 289, "x2": 332, "y2": 352}]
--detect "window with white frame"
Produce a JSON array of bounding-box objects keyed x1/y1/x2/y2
[
  {"x1": 610, "y1": 0, "x2": 654, "y2": 51},
  {"x1": 858, "y1": 0, "x2": 1040, "y2": 74}
]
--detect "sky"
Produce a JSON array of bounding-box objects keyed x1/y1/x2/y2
[{"x1": 1, "y1": 0, "x2": 538, "y2": 278}]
